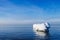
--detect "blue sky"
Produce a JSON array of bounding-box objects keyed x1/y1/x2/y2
[{"x1": 0, "y1": 0, "x2": 60, "y2": 24}]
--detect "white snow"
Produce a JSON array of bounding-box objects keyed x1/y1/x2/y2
[{"x1": 33, "y1": 22, "x2": 50, "y2": 31}]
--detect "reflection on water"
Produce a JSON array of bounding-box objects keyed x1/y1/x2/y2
[
  {"x1": 33, "y1": 29, "x2": 50, "y2": 40},
  {"x1": 0, "y1": 24, "x2": 60, "y2": 40}
]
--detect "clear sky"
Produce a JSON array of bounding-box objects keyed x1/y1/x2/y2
[{"x1": 0, "y1": 0, "x2": 60, "y2": 24}]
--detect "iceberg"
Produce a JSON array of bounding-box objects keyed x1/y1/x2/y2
[{"x1": 33, "y1": 22, "x2": 50, "y2": 32}]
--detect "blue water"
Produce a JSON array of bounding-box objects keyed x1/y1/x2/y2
[{"x1": 0, "y1": 23, "x2": 60, "y2": 40}]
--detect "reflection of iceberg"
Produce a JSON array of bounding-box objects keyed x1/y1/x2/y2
[
  {"x1": 33, "y1": 30, "x2": 50, "y2": 40},
  {"x1": 33, "y1": 22, "x2": 50, "y2": 32}
]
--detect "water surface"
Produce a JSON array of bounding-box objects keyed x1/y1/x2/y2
[{"x1": 0, "y1": 23, "x2": 60, "y2": 40}]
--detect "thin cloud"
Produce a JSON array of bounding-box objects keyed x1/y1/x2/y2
[{"x1": 0, "y1": 0, "x2": 60, "y2": 24}]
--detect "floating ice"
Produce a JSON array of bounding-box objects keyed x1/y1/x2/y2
[{"x1": 33, "y1": 22, "x2": 50, "y2": 32}]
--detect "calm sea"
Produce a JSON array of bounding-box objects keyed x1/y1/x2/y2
[{"x1": 0, "y1": 23, "x2": 60, "y2": 40}]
